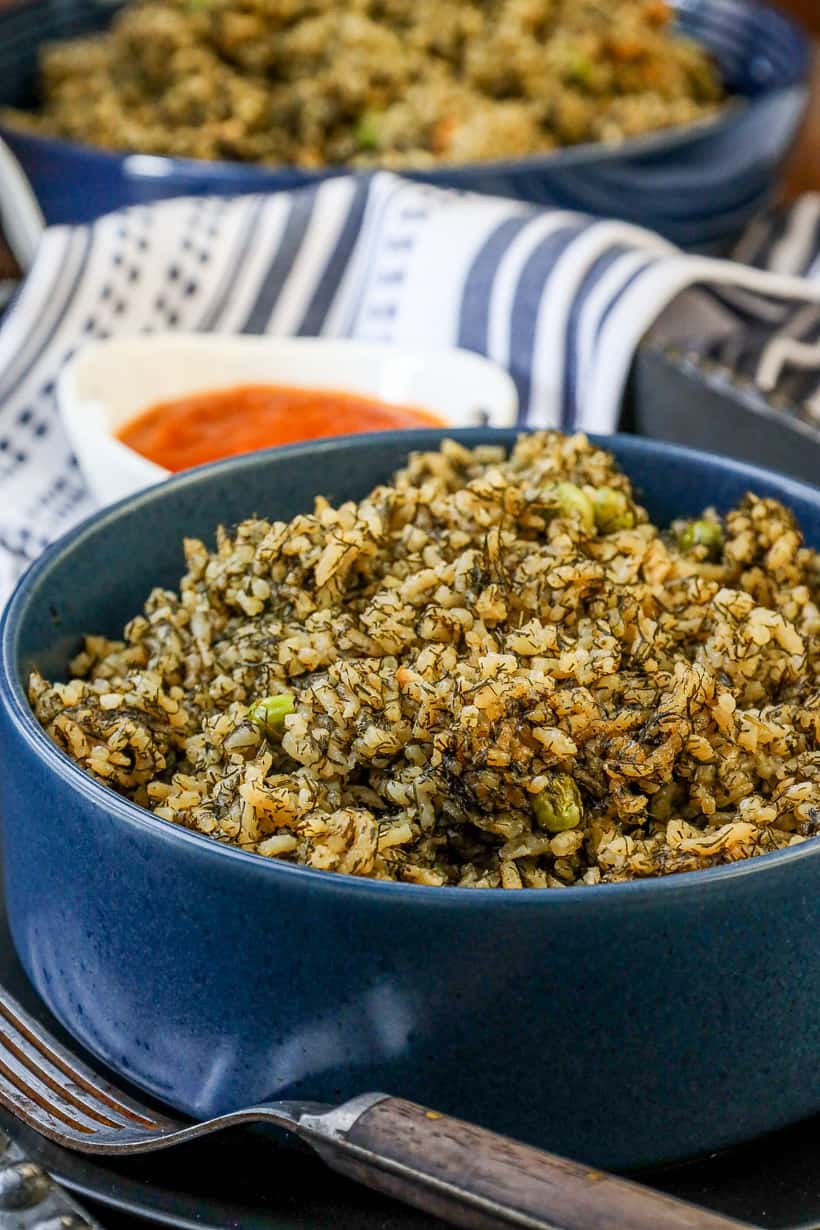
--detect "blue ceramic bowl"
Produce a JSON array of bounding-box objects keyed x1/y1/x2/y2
[
  {"x1": 1, "y1": 430, "x2": 820, "y2": 1172},
  {"x1": 0, "y1": 0, "x2": 809, "y2": 249}
]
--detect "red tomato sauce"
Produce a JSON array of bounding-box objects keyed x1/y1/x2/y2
[{"x1": 117, "y1": 384, "x2": 445, "y2": 472}]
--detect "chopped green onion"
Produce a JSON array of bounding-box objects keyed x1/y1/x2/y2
[{"x1": 355, "y1": 111, "x2": 382, "y2": 151}]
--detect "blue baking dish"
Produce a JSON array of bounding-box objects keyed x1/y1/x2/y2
[{"x1": 0, "y1": 0, "x2": 810, "y2": 248}]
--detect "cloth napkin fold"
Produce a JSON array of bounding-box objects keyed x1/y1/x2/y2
[{"x1": 1, "y1": 170, "x2": 820, "y2": 601}]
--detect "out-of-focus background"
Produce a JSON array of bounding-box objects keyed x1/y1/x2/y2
[
  {"x1": 0, "y1": 0, "x2": 816, "y2": 464},
  {"x1": 781, "y1": 0, "x2": 819, "y2": 196},
  {"x1": 0, "y1": 0, "x2": 817, "y2": 250},
  {"x1": 780, "y1": 0, "x2": 818, "y2": 30}
]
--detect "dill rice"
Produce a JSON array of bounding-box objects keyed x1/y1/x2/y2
[
  {"x1": 29, "y1": 433, "x2": 820, "y2": 888},
  {"x1": 4, "y1": 0, "x2": 724, "y2": 168}
]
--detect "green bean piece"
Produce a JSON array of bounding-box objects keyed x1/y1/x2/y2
[
  {"x1": 593, "y1": 487, "x2": 635, "y2": 533},
  {"x1": 551, "y1": 482, "x2": 595, "y2": 532},
  {"x1": 677, "y1": 519, "x2": 724, "y2": 561},
  {"x1": 247, "y1": 693, "x2": 295, "y2": 736},
  {"x1": 568, "y1": 54, "x2": 592, "y2": 86},
  {"x1": 532, "y1": 774, "x2": 583, "y2": 832},
  {"x1": 355, "y1": 111, "x2": 382, "y2": 151}
]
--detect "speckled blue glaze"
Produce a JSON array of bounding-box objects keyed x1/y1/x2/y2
[
  {"x1": 1, "y1": 431, "x2": 820, "y2": 1172},
  {"x1": 0, "y1": 0, "x2": 809, "y2": 248}
]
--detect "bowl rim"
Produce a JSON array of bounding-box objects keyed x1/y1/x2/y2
[
  {"x1": 3, "y1": 427, "x2": 820, "y2": 905},
  {"x1": 0, "y1": 96, "x2": 761, "y2": 186}
]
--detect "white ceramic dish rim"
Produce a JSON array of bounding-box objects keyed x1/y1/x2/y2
[{"x1": 57, "y1": 334, "x2": 520, "y2": 498}]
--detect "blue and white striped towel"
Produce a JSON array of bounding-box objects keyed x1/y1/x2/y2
[{"x1": 1, "y1": 171, "x2": 820, "y2": 601}]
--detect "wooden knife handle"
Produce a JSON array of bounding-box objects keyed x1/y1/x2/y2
[{"x1": 316, "y1": 1096, "x2": 755, "y2": 1230}]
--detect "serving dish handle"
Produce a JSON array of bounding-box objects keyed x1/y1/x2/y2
[{"x1": 305, "y1": 1095, "x2": 754, "y2": 1230}]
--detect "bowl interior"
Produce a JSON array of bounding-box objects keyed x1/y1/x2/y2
[{"x1": 7, "y1": 429, "x2": 820, "y2": 694}]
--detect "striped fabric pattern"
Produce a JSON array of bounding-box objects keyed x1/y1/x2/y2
[{"x1": 0, "y1": 171, "x2": 819, "y2": 600}]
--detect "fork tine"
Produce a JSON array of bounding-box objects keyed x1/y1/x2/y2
[
  {"x1": 0, "y1": 997, "x2": 157, "y2": 1127},
  {"x1": 0, "y1": 1026, "x2": 126, "y2": 1129},
  {"x1": 0, "y1": 986, "x2": 179, "y2": 1140},
  {"x1": 0, "y1": 1047, "x2": 98, "y2": 1136}
]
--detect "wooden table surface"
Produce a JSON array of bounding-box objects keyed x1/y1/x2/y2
[
  {"x1": 0, "y1": 0, "x2": 818, "y2": 279},
  {"x1": 782, "y1": 0, "x2": 820, "y2": 198},
  {"x1": 785, "y1": 49, "x2": 820, "y2": 199}
]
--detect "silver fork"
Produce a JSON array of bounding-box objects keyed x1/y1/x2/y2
[{"x1": 0, "y1": 984, "x2": 755, "y2": 1230}]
